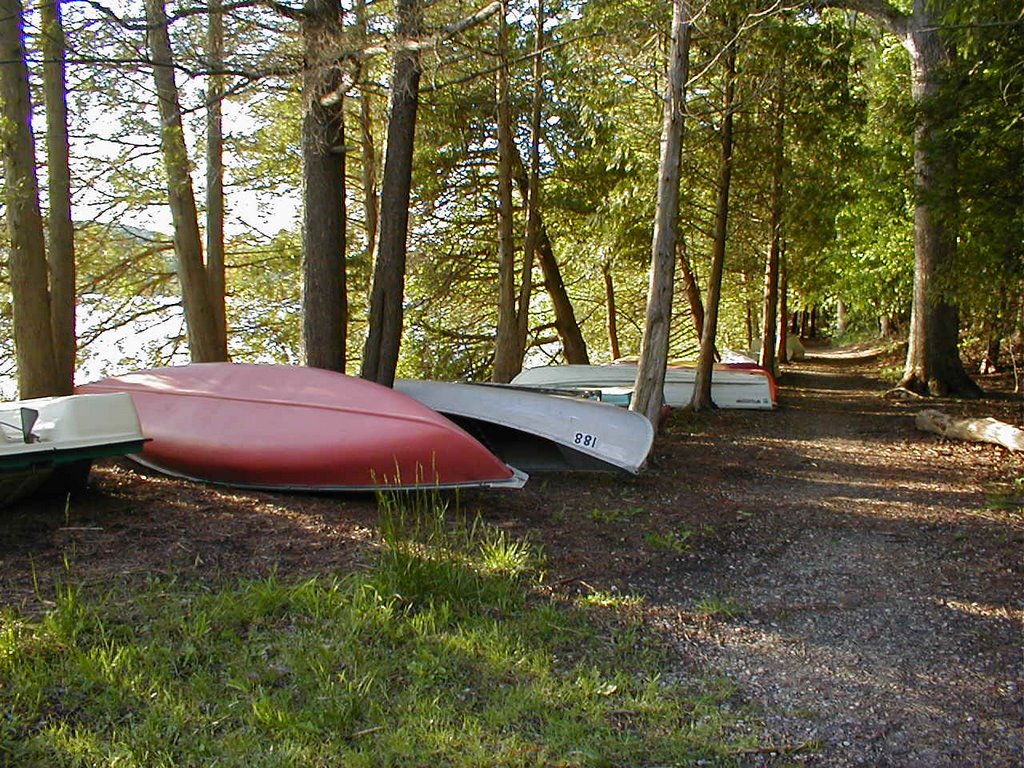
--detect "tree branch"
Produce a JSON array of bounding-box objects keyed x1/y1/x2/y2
[
  {"x1": 363, "y1": 0, "x2": 501, "y2": 56},
  {"x1": 817, "y1": 0, "x2": 910, "y2": 37}
]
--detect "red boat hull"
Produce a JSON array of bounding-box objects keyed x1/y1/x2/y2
[{"x1": 77, "y1": 363, "x2": 525, "y2": 491}]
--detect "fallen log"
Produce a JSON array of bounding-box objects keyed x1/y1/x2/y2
[{"x1": 915, "y1": 409, "x2": 1024, "y2": 452}]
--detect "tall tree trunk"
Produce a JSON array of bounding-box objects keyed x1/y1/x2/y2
[
  {"x1": 356, "y1": 0, "x2": 378, "y2": 271},
  {"x1": 510, "y1": 150, "x2": 589, "y2": 364},
  {"x1": 602, "y1": 260, "x2": 621, "y2": 360},
  {"x1": 361, "y1": 0, "x2": 422, "y2": 386},
  {"x1": 826, "y1": 0, "x2": 981, "y2": 397},
  {"x1": 0, "y1": 0, "x2": 62, "y2": 397},
  {"x1": 301, "y1": 0, "x2": 348, "y2": 371},
  {"x1": 631, "y1": 0, "x2": 690, "y2": 424},
  {"x1": 516, "y1": 0, "x2": 544, "y2": 360},
  {"x1": 206, "y1": 0, "x2": 228, "y2": 354},
  {"x1": 145, "y1": 0, "x2": 225, "y2": 363},
  {"x1": 41, "y1": 0, "x2": 75, "y2": 393},
  {"x1": 759, "y1": 69, "x2": 784, "y2": 375},
  {"x1": 692, "y1": 24, "x2": 736, "y2": 411},
  {"x1": 898, "y1": 3, "x2": 980, "y2": 397},
  {"x1": 492, "y1": 0, "x2": 520, "y2": 382}
]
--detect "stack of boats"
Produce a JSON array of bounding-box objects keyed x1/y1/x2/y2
[
  {"x1": 74, "y1": 363, "x2": 657, "y2": 493},
  {"x1": 2, "y1": 357, "x2": 775, "y2": 500}
]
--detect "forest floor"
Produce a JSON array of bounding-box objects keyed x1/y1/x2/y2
[{"x1": 1, "y1": 342, "x2": 1022, "y2": 766}]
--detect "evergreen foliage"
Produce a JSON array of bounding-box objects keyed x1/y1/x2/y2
[{"x1": 0, "y1": 0, "x2": 1019, "y2": 388}]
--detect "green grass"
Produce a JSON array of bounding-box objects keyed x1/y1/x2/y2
[
  {"x1": 0, "y1": 495, "x2": 757, "y2": 767},
  {"x1": 983, "y1": 478, "x2": 1024, "y2": 511},
  {"x1": 645, "y1": 527, "x2": 695, "y2": 554},
  {"x1": 587, "y1": 505, "x2": 643, "y2": 525},
  {"x1": 695, "y1": 596, "x2": 746, "y2": 619}
]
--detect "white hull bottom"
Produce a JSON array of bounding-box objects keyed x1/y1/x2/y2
[
  {"x1": 510, "y1": 364, "x2": 776, "y2": 410},
  {"x1": 395, "y1": 379, "x2": 655, "y2": 474}
]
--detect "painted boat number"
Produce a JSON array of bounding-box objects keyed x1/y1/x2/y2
[{"x1": 574, "y1": 432, "x2": 598, "y2": 448}]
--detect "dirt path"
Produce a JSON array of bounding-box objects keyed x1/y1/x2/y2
[
  {"x1": 1, "y1": 346, "x2": 1021, "y2": 765},
  {"x1": 636, "y1": 350, "x2": 1024, "y2": 766}
]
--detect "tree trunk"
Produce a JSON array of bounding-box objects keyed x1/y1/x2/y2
[
  {"x1": 361, "y1": 0, "x2": 422, "y2": 386},
  {"x1": 915, "y1": 410, "x2": 1024, "y2": 452},
  {"x1": 516, "y1": 0, "x2": 544, "y2": 360},
  {"x1": 41, "y1": 0, "x2": 75, "y2": 393},
  {"x1": 492, "y1": 0, "x2": 520, "y2": 383},
  {"x1": 742, "y1": 273, "x2": 753, "y2": 351},
  {"x1": 511, "y1": 150, "x2": 589, "y2": 364},
  {"x1": 301, "y1": 0, "x2": 348, "y2": 372},
  {"x1": 631, "y1": 0, "x2": 690, "y2": 424},
  {"x1": 0, "y1": 0, "x2": 62, "y2": 397},
  {"x1": 691, "y1": 25, "x2": 736, "y2": 411},
  {"x1": 776, "y1": 251, "x2": 789, "y2": 365},
  {"x1": 678, "y1": 244, "x2": 704, "y2": 341},
  {"x1": 206, "y1": 0, "x2": 228, "y2": 355},
  {"x1": 535, "y1": 223, "x2": 589, "y2": 365},
  {"x1": 603, "y1": 260, "x2": 621, "y2": 360},
  {"x1": 825, "y1": 0, "x2": 981, "y2": 397},
  {"x1": 145, "y1": 0, "x2": 225, "y2": 363},
  {"x1": 898, "y1": 5, "x2": 980, "y2": 397},
  {"x1": 759, "y1": 68, "x2": 784, "y2": 376},
  {"x1": 356, "y1": 0, "x2": 378, "y2": 275}
]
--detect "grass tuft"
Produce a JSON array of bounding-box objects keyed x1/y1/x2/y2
[{"x1": 696, "y1": 595, "x2": 746, "y2": 618}]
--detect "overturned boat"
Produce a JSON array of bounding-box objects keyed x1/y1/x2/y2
[
  {"x1": 395, "y1": 379, "x2": 655, "y2": 474},
  {"x1": 78, "y1": 363, "x2": 527, "y2": 492},
  {"x1": 0, "y1": 393, "x2": 146, "y2": 506},
  {"x1": 510, "y1": 362, "x2": 777, "y2": 410}
]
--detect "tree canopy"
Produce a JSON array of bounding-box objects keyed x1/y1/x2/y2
[{"x1": 0, "y1": 0, "x2": 1020, "y2": 402}]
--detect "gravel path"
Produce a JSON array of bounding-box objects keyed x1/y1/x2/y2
[{"x1": 646, "y1": 351, "x2": 1023, "y2": 766}]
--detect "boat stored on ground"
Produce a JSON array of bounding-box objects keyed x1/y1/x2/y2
[
  {"x1": 0, "y1": 393, "x2": 146, "y2": 506},
  {"x1": 395, "y1": 379, "x2": 654, "y2": 474},
  {"x1": 78, "y1": 363, "x2": 527, "y2": 492},
  {"x1": 510, "y1": 362, "x2": 776, "y2": 409}
]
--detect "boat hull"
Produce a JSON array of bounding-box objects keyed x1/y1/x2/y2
[
  {"x1": 77, "y1": 363, "x2": 526, "y2": 492},
  {"x1": 0, "y1": 393, "x2": 146, "y2": 506},
  {"x1": 511, "y1": 363, "x2": 776, "y2": 410},
  {"x1": 395, "y1": 379, "x2": 654, "y2": 474}
]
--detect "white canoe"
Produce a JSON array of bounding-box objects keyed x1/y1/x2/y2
[
  {"x1": 0, "y1": 393, "x2": 146, "y2": 505},
  {"x1": 510, "y1": 363, "x2": 776, "y2": 410},
  {"x1": 394, "y1": 379, "x2": 655, "y2": 474}
]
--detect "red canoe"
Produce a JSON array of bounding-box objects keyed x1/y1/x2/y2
[{"x1": 77, "y1": 363, "x2": 526, "y2": 492}]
